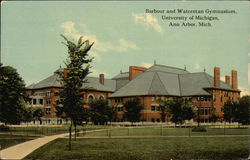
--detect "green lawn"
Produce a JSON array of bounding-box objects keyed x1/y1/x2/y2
[
  {"x1": 0, "y1": 134, "x2": 40, "y2": 150},
  {"x1": 82, "y1": 126, "x2": 250, "y2": 137},
  {"x1": 25, "y1": 136, "x2": 249, "y2": 160},
  {"x1": 0, "y1": 125, "x2": 109, "y2": 150}
]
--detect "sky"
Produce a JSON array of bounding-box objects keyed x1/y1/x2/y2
[{"x1": 1, "y1": 1, "x2": 250, "y2": 96}]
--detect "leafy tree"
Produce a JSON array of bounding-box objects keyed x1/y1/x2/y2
[
  {"x1": 89, "y1": 99, "x2": 115, "y2": 125},
  {"x1": 0, "y1": 63, "x2": 28, "y2": 124},
  {"x1": 168, "y1": 98, "x2": 195, "y2": 125},
  {"x1": 157, "y1": 98, "x2": 171, "y2": 122},
  {"x1": 236, "y1": 96, "x2": 250, "y2": 125},
  {"x1": 222, "y1": 101, "x2": 235, "y2": 123},
  {"x1": 124, "y1": 98, "x2": 142, "y2": 124},
  {"x1": 222, "y1": 96, "x2": 250, "y2": 125},
  {"x1": 32, "y1": 106, "x2": 43, "y2": 124},
  {"x1": 57, "y1": 35, "x2": 93, "y2": 150},
  {"x1": 209, "y1": 113, "x2": 219, "y2": 123}
]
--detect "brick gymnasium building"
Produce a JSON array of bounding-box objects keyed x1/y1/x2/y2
[{"x1": 26, "y1": 64, "x2": 240, "y2": 123}]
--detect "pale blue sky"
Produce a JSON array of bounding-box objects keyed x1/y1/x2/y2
[{"x1": 1, "y1": 1, "x2": 249, "y2": 95}]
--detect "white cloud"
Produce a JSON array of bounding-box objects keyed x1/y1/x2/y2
[
  {"x1": 195, "y1": 63, "x2": 200, "y2": 70},
  {"x1": 141, "y1": 62, "x2": 153, "y2": 68},
  {"x1": 116, "y1": 39, "x2": 139, "y2": 52},
  {"x1": 132, "y1": 13, "x2": 164, "y2": 34},
  {"x1": 88, "y1": 51, "x2": 101, "y2": 62},
  {"x1": 220, "y1": 76, "x2": 225, "y2": 82},
  {"x1": 238, "y1": 86, "x2": 250, "y2": 96},
  {"x1": 60, "y1": 21, "x2": 139, "y2": 54}
]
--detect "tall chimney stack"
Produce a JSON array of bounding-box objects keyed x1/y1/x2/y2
[
  {"x1": 225, "y1": 75, "x2": 230, "y2": 85},
  {"x1": 214, "y1": 67, "x2": 220, "y2": 87},
  {"x1": 231, "y1": 70, "x2": 237, "y2": 89},
  {"x1": 99, "y1": 74, "x2": 104, "y2": 85},
  {"x1": 129, "y1": 66, "x2": 147, "y2": 80}
]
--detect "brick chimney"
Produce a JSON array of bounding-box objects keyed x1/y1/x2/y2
[
  {"x1": 63, "y1": 68, "x2": 69, "y2": 79},
  {"x1": 214, "y1": 67, "x2": 220, "y2": 87},
  {"x1": 225, "y1": 75, "x2": 230, "y2": 85},
  {"x1": 99, "y1": 74, "x2": 104, "y2": 85},
  {"x1": 129, "y1": 66, "x2": 147, "y2": 80},
  {"x1": 231, "y1": 70, "x2": 237, "y2": 89}
]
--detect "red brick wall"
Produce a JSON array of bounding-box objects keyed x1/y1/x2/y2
[{"x1": 129, "y1": 66, "x2": 147, "y2": 80}]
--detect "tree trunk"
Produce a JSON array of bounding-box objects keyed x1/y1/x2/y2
[
  {"x1": 69, "y1": 120, "x2": 72, "y2": 150},
  {"x1": 74, "y1": 125, "x2": 77, "y2": 141}
]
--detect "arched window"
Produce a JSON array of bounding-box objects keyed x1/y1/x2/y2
[
  {"x1": 99, "y1": 95, "x2": 105, "y2": 100},
  {"x1": 88, "y1": 95, "x2": 94, "y2": 103}
]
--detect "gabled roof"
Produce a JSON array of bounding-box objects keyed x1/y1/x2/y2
[
  {"x1": 110, "y1": 64, "x2": 239, "y2": 98},
  {"x1": 27, "y1": 72, "x2": 116, "y2": 92}
]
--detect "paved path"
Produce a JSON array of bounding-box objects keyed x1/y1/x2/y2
[{"x1": 0, "y1": 129, "x2": 106, "y2": 160}]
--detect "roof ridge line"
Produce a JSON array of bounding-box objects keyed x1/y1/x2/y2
[
  {"x1": 148, "y1": 72, "x2": 169, "y2": 94},
  {"x1": 147, "y1": 72, "x2": 158, "y2": 95},
  {"x1": 153, "y1": 64, "x2": 186, "y2": 71},
  {"x1": 203, "y1": 72, "x2": 213, "y2": 87},
  {"x1": 146, "y1": 70, "x2": 187, "y2": 75},
  {"x1": 177, "y1": 74, "x2": 182, "y2": 96},
  {"x1": 153, "y1": 72, "x2": 169, "y2": 95}
]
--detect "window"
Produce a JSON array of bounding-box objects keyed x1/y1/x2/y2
[
  {"x1": 88, "y1": 95, "x2": 94, "y2": 103},
  {"x1": 99, "y1": 95, "x2": 105, "y2": 100},
  {"x1": 115, "y1": 98, "x2": 123, "y2": 103},
  {"x1": 152, "y1": 118, "x2": 155, "y2": 122},
  {"x1": 46, "y1": 91, "x2": 51, "y2": 96},
  {"x1": 33, "y1": 99, "x2": 37, "y2": 105},
  {"x1": 39, "y1": 99, "x2": 43, "y2": 105},
  {"x1": 46, "y1": 99, "x2": 51, "y2": 105},
  {"x1": 151, "y1": 106, "x2": 155, "y2": 111},
  {"x1": 220, "y1": 96, "x2": 223, "y2": 103},
  {"x1": 45, "y1": 108, "x2": 51, "y2": 115},
  {"x1": 157, "y1": 106, "x2": 160, "y2": 111},
  {"x1": 151, "y1": 97, "x2": 155, "y2": 102}
]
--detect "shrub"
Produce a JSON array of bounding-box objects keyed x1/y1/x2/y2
[
  {"x1": 0, "y1": 124, "x2": 10, "y2": 131},
  {"x1": 192, "y1": 126, "x2": 207, "y2": 132}
]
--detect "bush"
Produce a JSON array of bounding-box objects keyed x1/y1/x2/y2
[
  {"x1": 0, "y1": 124, "x2": 10, "y2": 131},
  {"x1": 192, "y1": 126, "x2": 207, "y2": 132}
]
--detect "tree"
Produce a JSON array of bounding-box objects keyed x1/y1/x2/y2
[
  {"x1": 57, "y1": 35, "x2": 94, "y2": 150},
  {"x1": 168, "y1": 98, "x2": 195, "y2": 125},
  {"x1": 32, "y1": 106, "x2": 43, "y2": 124},
  {"x1": 209, "y1": 113, "x2": 219, "y2": 123},
  {"x1": 222, "y1": 96, "x2": 250, "y2": 125},
  {"x1": 222, "y1": 101, "x2": 235, "y2": 123},
  {"x1": 157, "y1": 98, "x2": 171, "y2": 122},
  {"x1": 89, "y1": 99, "x2": 115, "y2": 125},
  {"x1": 236, "y1": 96, "x2": 250, "y2": 125},
  {"x1": 124, "y1": 98, "x2": 142, "y2": 124},
  {"x1": 0, "y1": 63, "x2": 28, "y2": 124}
]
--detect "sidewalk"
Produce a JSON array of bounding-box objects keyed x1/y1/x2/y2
[
  {"x1": 0, "y1": 132, "x2": 69, "y2": 160},
  {"x1": 0, "y1": 129, "x2": 107, "y2": 160}
]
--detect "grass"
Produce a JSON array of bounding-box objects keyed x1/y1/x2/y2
[
  {"x1": 0, "y1": 125, "x2": 109, "y2": 150},
  {"x1": 82, "y1": 126, "x2": 250, "y2": 137},
  {"x1": 0, "y1": 134, "x2": 40, "y2": 150},
  {"x1": 25, "y1": 136, "x2": 249, "y2": 160},
  {"x1": 1, "y1": 125, "x2": 109, "y2": 137}
]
